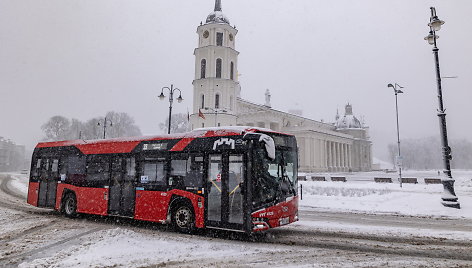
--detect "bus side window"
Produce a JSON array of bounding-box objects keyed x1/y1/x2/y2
[
  {"x1": 126, "y1": 157, "x2": 136, "y2": 177},
  {"x1": 67, "y1": 155, "x2": 86, "y2": 185},
  {"x1": 32, "y1": 158, "x2": 42, "y2": 178},
  {"x1": 170, "y1": 154, "x2": 187, "y2": 187},
  {"x1": 185, "y1": 155, "x2": 204, "y2": 187},
  {"x1": 141, "y1": 160, "x2": 166, "y2": 186},
  {"x1": 86, "y1": 156, "x2": 110, "y2": 187},
  {"x1": 59, "y1": 157, "x2": 68, "y2": 181},
  {"x1": 51, "y1": 159, "x2": 59, "y2": 179},
  {"x1": 40, "y1": 159, "x2": 50, "y2": 178}
]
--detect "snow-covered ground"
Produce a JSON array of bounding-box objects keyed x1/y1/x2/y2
[{"x1": 299, "y1": 169, "x2": 472, "y2": 219}]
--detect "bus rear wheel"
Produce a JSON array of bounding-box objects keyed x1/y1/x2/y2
[
  {"x1": 172, "y1": 204, "x2": 195, "y2": 233},
  {"x1": 63, "y1": 193, "x2": 77, "y2": 218}
]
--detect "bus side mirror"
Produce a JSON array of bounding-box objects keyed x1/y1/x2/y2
[{"x1": 243, "y1": 133, "x2": 275, "y2": 160}]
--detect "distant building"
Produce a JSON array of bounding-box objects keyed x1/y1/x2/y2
[
  {"x1": 189, "y1": 0, "x2": 372, "y2": 172},
  {"x1": 0, "y1": 137, "x2": 26, "y2": 171}
]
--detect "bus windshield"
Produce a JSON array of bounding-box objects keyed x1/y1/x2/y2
[{"x1": 253, "y1": 137, "x2": 298, "y2": 208}]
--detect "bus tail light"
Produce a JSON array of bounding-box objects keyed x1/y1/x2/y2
[{"x1": 198, "y1": 198, "x2": 203, "y2": 208}]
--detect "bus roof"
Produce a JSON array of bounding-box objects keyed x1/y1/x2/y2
[{"x1": 35, "y1": 126, "x2": 289, "y2": 154}]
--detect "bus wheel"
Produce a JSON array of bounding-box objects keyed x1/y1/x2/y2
[
  {"x1": 63, "y1": 193, "x2": 77, "y2": 218},
  {"x1": 172, "y1": 204, "x2": 195, "y2": 233}
]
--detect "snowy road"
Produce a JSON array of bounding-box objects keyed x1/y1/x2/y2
[
  {"x1": 1, "y1": 174, "x2": 472, "y2": 267},
  {"x1": 299, "y1": 209, "x2": 472, "y2": 232}
]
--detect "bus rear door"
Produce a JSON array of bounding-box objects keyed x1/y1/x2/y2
[{"x1": 37, "y1": 158, "x2": 59, "y2": 208}]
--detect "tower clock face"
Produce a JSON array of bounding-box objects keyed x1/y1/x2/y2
[
  {"x1": 229, "y1": 34, "x2": 234, "y2": 41},
  {"x1": 203, "y1": 31, "x2": 209, "y2": 38}
]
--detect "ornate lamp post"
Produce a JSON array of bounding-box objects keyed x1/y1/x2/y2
[
  {"x1": 97, "y1": 117, "x2": 113, "y2": 139},
  {"x1": 387, "y1": 83, "x2": 404, "y2": 187},
  {"x1": 424, "y1": 7, "x2": 460, "y2": 209},
  {"x1": 159, "y1": 84, "x2": 183, "y2": 134}
]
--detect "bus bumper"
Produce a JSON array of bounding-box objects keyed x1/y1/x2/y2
[{"x1": 251, "y1": 196, "x2": 299, "y2": 232}]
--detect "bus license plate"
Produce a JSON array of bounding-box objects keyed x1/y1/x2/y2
[{"x1": 279, "y1": 217, "x2": 289, "y2": 226}]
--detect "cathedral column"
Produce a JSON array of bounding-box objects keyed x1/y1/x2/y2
[
  {"x1": 347, "y1": 144, "x2": 352, "y2": 170},
  {"x1": 332, "y1": 142, "x2": 336, "y2": 171},
  {"x1": 326, "y1": 141, "x2": 330, "y2": 170},
  {"x1": 307, "y1": 138, "x2": 313, "y2": 170},
  {"x1": 323, "y1": 140, "x2": 328, "y2": 170},
  {"x1": 344, "y1": 143, "x2": 348, "y2": 171},
  {"x1": 335, "y1": 142, "x2": 340, "y2": 171},
  {"x1": 340, "y1": 143, "x2": 345, "y2": 171},
  {"x1": 349, "y1": 144, "x2": 353, "y2": 170},
  {"x1": 328, "y1": 141, "x2": 332, "y2": 171},
  {"x1": 310, "y1": 138, "x2": 315, "y2": 171},
  {"x1": 344, "y1": 144, "x2": 348, "y2": 171}
]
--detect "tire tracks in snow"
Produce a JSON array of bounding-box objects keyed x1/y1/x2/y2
[
  {"x1": 0, "y1": 174, "x2": 50, "y2": 215},
  {"x1": 265, "y1": 228, "x2": 472, "y2": 262},
  {"x1": 0, "y1": 226, "x2": 106, "y2": 267},
  {"x1": 1, "y1": 220, "x2": 58, "y2": 244},
  {"x1": 0, "y1": 175, "x2": 25, "y2": 200}
]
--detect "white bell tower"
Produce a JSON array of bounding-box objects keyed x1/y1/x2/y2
[{"x1": 190, "y1": 0, "x2": 240, "y2": 129}]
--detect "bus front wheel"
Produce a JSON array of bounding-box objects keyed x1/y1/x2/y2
[
  {"x1": 172, "y1": 203, "x2": 195, "y2": 233},
  {"x1": 63, "y1": 193, "x2": 78, "y2": 218}
]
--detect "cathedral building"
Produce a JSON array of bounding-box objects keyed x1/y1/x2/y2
[{"x1": 189, "y1": 0, "x2": 372, "y2": 172}]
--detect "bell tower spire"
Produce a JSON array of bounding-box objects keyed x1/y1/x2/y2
[
  {"x1": 190, "y1": 0, "x2": 239, "y2": 129},
  {"x1": 214, "y1": 0, "x2": 222, "y2": 11}
]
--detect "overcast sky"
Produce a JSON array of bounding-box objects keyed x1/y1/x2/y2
[{"x1": 1, "y1": 0, "x2": 471, "y2": 160}]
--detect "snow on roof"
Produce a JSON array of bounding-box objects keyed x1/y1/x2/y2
[
  {"x1": 193, "y1": 126, "x2": 275, "y2": 134},
  {"x1": 35, "y1": 126, "x2": 281, "y2": 149},
  {"x1": 335, "y1": 114, "x2": 363, "y2": 129},
  {"x1": 206, "y1": 11, "x2": 230, "y2": 24}
]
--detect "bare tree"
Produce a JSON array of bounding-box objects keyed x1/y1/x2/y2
[
  {"x1": 104, "y1": 111, "x2": 142, "y2": 138},
  {"x1": 159, "y1": 113, "x2": 190, "y2": 134},
  {"x1": 387, "y1": 137, "x2": 472, "y2": 170},
  {"x1": 41, "y1": 116, "x2": 71, "y2": 141},
  {"x1": 40, "y1": 112, "x2": 142, "y2": 141},
  {"x1": 67, "y1": 118, "x2": 84, "y2": 139}
]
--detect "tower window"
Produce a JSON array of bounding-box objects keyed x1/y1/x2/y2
[
  {"x1": 201, "y1": 94, "x2": 205, "y2": 109},
  {"x1": 216, "y1": 58, "x2": 222, "y2": 78},
  {"x1": 200, "y1": 59, "x2": 206, "y2": 79},
  {"x1": 230, "y1": 62, "x2": 234, "y2": 80},
  {"x1": 216, "y1": 32, "x2": 223, "y2": 46},
  {"x1": 215, "y1": 94, "x2": 220, "y2": 109}
]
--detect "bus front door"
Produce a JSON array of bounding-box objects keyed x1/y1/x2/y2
[
  {"x1": 206, "y1": 154, "x2": 245, "y2": 231},
  {"x1": 108, "y1": 157, "x2": 136, "y2": 217}
]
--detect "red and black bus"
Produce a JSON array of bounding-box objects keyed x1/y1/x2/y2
[{"x1": 27, "y1": 127, "x2": 298, "y2": 233}]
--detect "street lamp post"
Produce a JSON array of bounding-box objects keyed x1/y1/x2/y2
[
  {"x1": 387, "y1": 83, "x2": 404, "y2": 188},
  {"x1": 97, "y1": 117, "x2": 113, "y2": 139},
  {"x1": 424, "y1": 7, "x2": 460, "y2": 209},
  {"x1": 159, "y1": 84, "x2": 183, "y2": 134}
]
